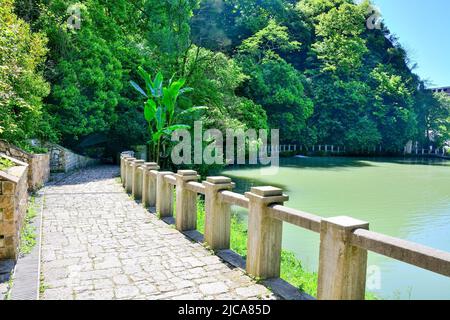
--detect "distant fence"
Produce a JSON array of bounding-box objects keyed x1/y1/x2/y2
[
  {"x1": 268, "y1": 145, "x2": 347, "y2": 154},
  {"x1": 409, "y1": 146, "x2": 448, "y2": 157},
  {"x1": 270, "y1": 144, "x2": 448, "y2": 157},
  {"x1": 121, "y1": 152, "x2": 450, "y2": 300},
  {"x1": 268, "y1": 144, "x2": 385, "y2": 154}
]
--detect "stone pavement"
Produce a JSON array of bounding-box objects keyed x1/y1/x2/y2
[{"x1": 40, "y1": 166, "x2": 277, "y2": 300}]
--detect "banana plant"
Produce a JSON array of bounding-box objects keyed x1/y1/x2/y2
[{"x1": 131, "y1": 67, "x2": 206, "y2": 163}]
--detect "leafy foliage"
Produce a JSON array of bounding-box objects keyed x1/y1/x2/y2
[
  {"x1": 424, "y1": 93, "x2": 450, "y2": 146},
  {"x1": 182, "y1": 46, "x2": 268, "y2": 131},
  {"x1": 237, "y1": 19, "x2": 314, "y2": 142},
  {"x1": 1, "y1": 0, "x2": 448, "y2": 158},
  {"x1": 20, "y1": 197, "x2": 38, "y2": 256},
  {"x1": 191, "y1": 0, "x2": 448, "y2": 150},
  {"x1": 0, "y1": 0, "x2": 52, "y2": 148},
  {"x1": 132, "y1": 68, "x2": 206, "y2": 162},
  {"x1": 0, "y1": 157, "x2": 14, "y2": 171},
  {"x1": 37, "y1": 0, "x2": 148, "y2": 149}
]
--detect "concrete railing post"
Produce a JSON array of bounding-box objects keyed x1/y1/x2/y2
[
  {"x1": 120, "y1": 156, "x2": 126, "y2": 184},
  {"x1": 203, "y1": 177, "x2": 235, "y2": 250},
  {"x1": 132, "y1": 160, "x2": 145, "y2": 200},
  {"x1": 125, "y1": 158, "x2": 136, "y2": 193},
  {"x1": 317, "y1": 216, "x2": 369, "y2": 300},
  {"x1": 122, "y1": 156, "x2": 131, "y2": 187},
  {"x1": 175, "y1": 170, "x2": 200, "y2": 231},
  {"x1": 156, "y1": 171, "x2": 174, "y2": 218},
  {"x1": 245, "y1": 187, "x2": 289, "y2": 279},
  {"x1": 142, "y1": 162, "x2": 160, "y2": 208}
]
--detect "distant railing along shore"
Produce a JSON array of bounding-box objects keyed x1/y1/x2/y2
[{"x1": 268, "y1": 144, "x2": 448, "y2": 157}]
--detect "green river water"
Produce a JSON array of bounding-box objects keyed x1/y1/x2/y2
[{"x1": 219, "y1": 157, "x2": 450, "y2": 300}]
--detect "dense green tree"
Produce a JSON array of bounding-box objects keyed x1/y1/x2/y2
[
  {"x1": 0, "y1": 0, "x2": 53, "y2": 148},
  {"x1": 299, "y1": 0, "x2": 418, "y2": 150},
  {"x1": 10, "y1": 0, "x2": 266, "y2": 155},
  {"x1": 237, "y1": 20, "x2": 313, "y2": 142},
  {"x1": 143, "y1": 0, "x2": 199, "y2": 73},
  {"x1": 189, "y1": 0, "x2": 447, "y2": 150},
  {"x1": 424, "y1": 93, "x2": 450, "y2": 146},
  {"x1": 311, "y1": 2, "x2": 368, "y2": 77},
  {"x1": 309, "y1": 78, "x2": 369, "y2": 145},
  {"x1": 181, "y1": 46, "x2": 268, "y2": 131},
  {"x1": 369, "y1": 65, "x2": 416, "y2": 150},
  {"x1": 2, "y1": 0, "x2": 447, "y2": 158},
  {"x1": 30, "y1": 0, "x2": 153, "y2": 150}
]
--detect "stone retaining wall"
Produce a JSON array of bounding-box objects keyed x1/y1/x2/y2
[
  {"x1": 0, "y1": 140, "x2": 50, "y2": 192},
  {"x1": 47, "y1": 144, "x2": 100, "y2": 173},
  {"x1": 0, "y1": 155, "x2": 28, "y2": 260}
]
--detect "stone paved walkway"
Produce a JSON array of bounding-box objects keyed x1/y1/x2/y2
[{"x1": 40, "y1": 166, "x2": 276, "y2": 300}]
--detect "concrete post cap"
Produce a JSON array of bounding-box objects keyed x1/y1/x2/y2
[
  {"x1": 245, "y1": 186, "x2": 289, "y2": 203},
  {"x1": 143, "y1": 162, "x2": 160, "y2": 169},
  {"x1": 250, "y1": 186, "x2": 283, "y2": 197},
  {"x1": 177, "y1": 170, "x2": 198, "y2": 176},
  {"x1": 322, "y1": 216, "x2": 369, "y2": 230},
  {"x1": 206, "y1": 176, "x2": 232, "y2": 184}
]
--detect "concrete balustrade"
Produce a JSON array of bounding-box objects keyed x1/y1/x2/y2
[
  {"x1": 142, "y1": 163, "x2": 160, "y2": 208},
  {"x1": 175, "y1": 170, "x2": 200, "y2": 231},
  {"x1": 119, "y1": 158, "x2": 450, "y2": 300}
]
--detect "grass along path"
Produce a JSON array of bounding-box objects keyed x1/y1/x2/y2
[
  {"x1": 20, "y1": 197, "x2": 38, "y2": 255},
  {"x1": 0, "y1": 157, "x2": 14, "y2": 171},
  {"x1": 194, "y1": 198, "x2": 378, "y2": 299},
  {"x1": 195, "y1": 199, "x2": 318, "y2": 297}
]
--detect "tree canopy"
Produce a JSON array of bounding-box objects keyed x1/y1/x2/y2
[{"x1": 1, "y1": 0, "x2": 448, "y2": 156}]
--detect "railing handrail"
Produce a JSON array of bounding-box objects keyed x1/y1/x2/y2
[
  {"x1": 156, "y1": 170, "x2": 450, "y2": 280},
  {"x1": 268, "y1": 205, "x2": 322, "y2": 233},
  {"x1": 164, "y1": 174, "x2": 176, "y2": 185},
  {"x1": 186, "y1": 181, "x2": 206, "y2": 194},
  {"x1": 351, "y1": 228, "x2": 450, "y2": 277},
  {"x1": 218, "y1": 190, "x2": 249, "y2": 208}
]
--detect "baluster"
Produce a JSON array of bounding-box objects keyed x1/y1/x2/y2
[
  {"x1": 175, "y1": 170, "x2": 200, "y2": 231},
  {"x1": 142, "y1": 162, "x2": 160, "y2": 208},
  {"x1": 132, "y1": 160, "x2": 145, "y2": 200},
  {"x1": 203, "y1": 177, "x2": 235, "y2": 250},
  {"x1": 317, "y1": 216, "x2": 369, "y2": 300},
  {"x1": 156, "y1": 171, "x2": 174, "y2": 218},
  {"x1": 245, "y1": 187, "x2": 289, "y2": 279}
]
